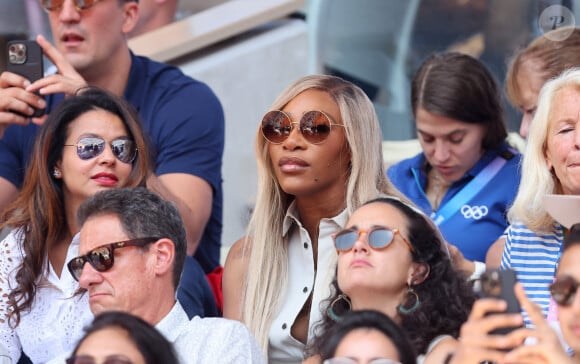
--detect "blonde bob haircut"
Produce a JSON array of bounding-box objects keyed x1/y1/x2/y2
[
  {"x1": 240, "y1": 74, "x2": 396, "y2": 351},
  {"x1": 508, "y1": 67, "x2": 580, "y2": 231}
]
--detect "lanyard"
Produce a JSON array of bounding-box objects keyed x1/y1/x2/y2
[{"x1": 432, "y1": 154, "x2": 507, "y2": 226}]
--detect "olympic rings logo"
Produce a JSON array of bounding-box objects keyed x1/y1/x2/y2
[{"x1": 460, "y1": 205, "x2": 488, "y2": 220}]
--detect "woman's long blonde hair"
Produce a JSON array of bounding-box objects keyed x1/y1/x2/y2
[
  {"x1": 508, "y1": 68, "x2": 580, "y2": 231},
  {"x1": 240, "y1": 74, "x2": 397, "y2": 351}
]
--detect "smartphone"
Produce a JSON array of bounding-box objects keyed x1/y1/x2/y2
[
  {"x1": 478, "y1": 269, "x2": 523, "y2": 336},
  {"x1": 6, "y1": 40, "x2": 45, "y2": 117}
]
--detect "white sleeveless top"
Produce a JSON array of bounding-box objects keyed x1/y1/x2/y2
[{"x1": 268, "y1": 202, "x2": 347, "y2": 364}]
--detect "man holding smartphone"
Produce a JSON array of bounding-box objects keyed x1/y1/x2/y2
[{"x1": 0, "y1": 0, "x2": 223, "y2": 318}]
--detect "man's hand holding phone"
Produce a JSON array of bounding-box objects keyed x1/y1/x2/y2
[
  {"x1": 0, "y1": 72, "x2": 45, "y2": 138},
  {"x1": 0, "y1": 40, "x2": 47, "y2": 138}
]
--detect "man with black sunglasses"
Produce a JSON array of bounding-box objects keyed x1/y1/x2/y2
[
  {"x1": 62, "y1": 187, "x2": 265, "y2": 363},
  {"x1": 0, "y1": 0, "x2": 223, "y2": 318}
]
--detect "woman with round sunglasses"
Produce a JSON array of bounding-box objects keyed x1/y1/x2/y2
[
  {"x1": 222, "y1": 74, "x2": 398, "y2": 362},
  {"x1": 0, "y1": 87, "x2": 151, "y2": 363},
  {"x1": 319, "y1": 309, "x2": 416, "y2": 364},
  {"x1": 66, "y1": 311, "x2": 179, "y2": 364},
  {"x1": 306, "y1": 197, "x2": 475, "y2": 364},
  {"x1": 387, "y1": 52, "x2": 521, "y2": 280}
]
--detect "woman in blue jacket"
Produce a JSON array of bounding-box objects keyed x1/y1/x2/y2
[{"x1": 387, "y1": 52, "x2": 521, "y2": 278}]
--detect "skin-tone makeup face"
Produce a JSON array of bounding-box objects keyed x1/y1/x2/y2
[
  {"x1": 337, "y1": 202, "x2": 420, "y2": 316},
  {"x1": 416, "y1": 108, "x2": 486, "y2": 184},
  {"x1": 55, "y1": 108, "x2": 133, "y2": 210},
  {"x1": 72, "y1": 326, "x2": 146, "y2": 364},
  {"x1": 267, "y1": 89, "x2": 351, "y2": 199},
  {"x1": 544, "y1": 86, "x2": 580, "y2": 195},
  {"x1": 332, "y1": 328, "x2": 401, "y2": 364}
]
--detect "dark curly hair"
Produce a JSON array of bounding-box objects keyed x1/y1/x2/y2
[{"x1": 308, "y1": 197, "x2": 475, "y2": 356}]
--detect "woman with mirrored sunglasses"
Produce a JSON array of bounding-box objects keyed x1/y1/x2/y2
[
  {"x1": 222, "y1": 75, "x2": 401, "y2": 362},
  {"x1": 0, "y1": 87, "x2": 151, "y2": 363},
  {"x1": 306, "y1": 197, "x2": 475, "y2": 364},
  {"x1": 66, "y1": 311, "x2": 179, "y2": 364},
  {"x1": 319, "y1": 310, "x2": 416, "y2": 364}
]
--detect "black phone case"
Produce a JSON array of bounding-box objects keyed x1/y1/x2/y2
[
  {"x1": 6, "y1": 40, "x2": 45, "y2": 117},
  {"x1": 480, "y1": 269, "x2": 522, "y2": 336}
]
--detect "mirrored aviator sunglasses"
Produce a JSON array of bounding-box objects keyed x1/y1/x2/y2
[
  {"x1": 333, "y1": 227, "x2": 414, "y2": 253},
  {"x1": 67, "y1": 237, "x2": 159, "y2": 281},
  {"x1": 260, "y1": 110, "x2": 344, "y2": 144},
  {"x1": 41, "y1": 0, "x2": 102, "y2": 11},
  {"x1": 549, "y1": 275, "x2": 580, "y2": 307},
  {"x1": 64, "y1": 137, "x2": 137, "y2": 164}
]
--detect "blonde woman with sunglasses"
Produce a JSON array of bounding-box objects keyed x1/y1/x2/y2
[
  {"x1": 305, "y1": 197, "x2": 475, "y2": 364},
  {"x1": 223, "y1": 75, "x2": 398, "y2": 362},
  {"x1": 0, "y1": 88, "x2": 151, "y2": 363}
]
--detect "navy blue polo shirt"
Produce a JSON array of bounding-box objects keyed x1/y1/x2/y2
[
  {"x1": 0, "y1": 52, "x2": 224, "y2": 273},
  {"x1": 387, "y1": 143, "x2": 521, "y2": 261}
]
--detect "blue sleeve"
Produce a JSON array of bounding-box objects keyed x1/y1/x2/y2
[
  {"x1": 145, "y1": 80, "x2": 224, "y2": 192},
  {"x1": 0, "y1": 123, "x2": 38, "y2": 188}
]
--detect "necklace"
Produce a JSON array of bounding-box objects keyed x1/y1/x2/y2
[{"x1": 426, "y1": 169, "x2": 451, "y2": 212}]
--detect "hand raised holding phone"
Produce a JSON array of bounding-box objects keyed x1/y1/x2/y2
[
  {"x1": 446, "y1": 270, "x2": 527, "y2": 364},
  {"x1": 6, "y1": 40, "x2": 46, "y2": 118},
  {"x1": 0, "y1": 41, "x2": 47, "y2": 136}
]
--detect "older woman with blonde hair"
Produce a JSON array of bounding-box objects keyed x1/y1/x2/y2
[
  {"x1": 500, "y1": 67, "x2": 580, "y2": 326},
  {"x1": 223, "y1": 74, "x2": 398, "y2": 362}
]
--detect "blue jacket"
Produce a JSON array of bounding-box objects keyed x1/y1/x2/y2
[{"x1": 387, "y1": 143, "x2": 521, "y2": 261}]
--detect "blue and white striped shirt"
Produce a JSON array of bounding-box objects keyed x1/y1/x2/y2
[{"x1": 500, "y1": 221, "x2": 564, "y2": 326}]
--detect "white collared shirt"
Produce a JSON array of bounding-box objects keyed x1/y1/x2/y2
[
  {"x1": 157, "y1": 302, "x2": 266, "y2": 363},
  {"x1": 268, "y1": 202, "x2": 348, "y2": 363}
]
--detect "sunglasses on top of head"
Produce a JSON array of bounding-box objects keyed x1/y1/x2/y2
[
  {"x1": 332, "y1": 226, "x2": 415, "y2": 253},
  {"x1": 41, "y1": 0, "x2": 103, "y2": 12},
  {"x1": 260, "y1": 110, "x2": 344, "y2": 144},
  {"x1": 64, "y1": 136, "x2": 137, "y2": 164},
  {"x1": 549, "y1": 275, "x2": 580, "y2": 307},
  {"x1": 67, "y1": 237, "x2": 159, "y2": 281}
]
